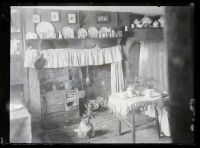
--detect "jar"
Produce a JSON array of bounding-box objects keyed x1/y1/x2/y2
[{"x1": 141, "y1": 15, "x2": 152, "y2": 25}]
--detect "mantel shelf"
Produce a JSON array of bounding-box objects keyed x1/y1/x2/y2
[
  {"x1": 26, "y1": 28, "x2": 164, "y2": 44},
  {"x1": 26, "y1": 37, "x2": 122, "y2": 41},
  {"x1": 126, "y1": 28, "x2": 164, "y2": 41}
]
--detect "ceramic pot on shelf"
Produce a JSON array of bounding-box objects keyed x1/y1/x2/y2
[{"x1": 141, "y1": 15, "x2": 153, "y2": 28}]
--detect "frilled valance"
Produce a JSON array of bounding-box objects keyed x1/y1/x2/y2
[{"x1": 24, "y1": 45, "x2": 122, "y2": 68}]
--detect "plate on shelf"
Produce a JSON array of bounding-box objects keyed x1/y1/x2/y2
[
  {"x1": 88, "y1": 27, "x2": 99, "y2": 38},
  {"x1": 78, "y1": 28, "x2": 88, "y2": 38},
  {"x1": 36, "y1": 22, "x2": 55, "y2": 36},
  {"x1": 99, "y1": 26, "x2": 109, "y2": 34},
  {"x1": 62, "y1": 26, "x2": 75, "y2": 38}
]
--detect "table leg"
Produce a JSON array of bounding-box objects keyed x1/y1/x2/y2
[
  {"x1": 155, "y1": 105, "x2": 161, "y2": 138},
  {"x1": 118, "y1": 118, "x2": 121, "y2": 136},
  {"x1": 132, "y1": 110, "x2": 136, "y2": 143}
]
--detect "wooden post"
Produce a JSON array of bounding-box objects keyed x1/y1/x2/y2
[
  {"x1": 132, "y1": 109, "x2": 136, "y2": 143},
  {"x1": 154, "y1": 105, "x2": 161, "y2": 138},
  {"x1": 118, "y1": 118, "x2": 121, "y2": 136},
  {"x1": 166, "y1": 6, "x2": 194, "y2": 143}
]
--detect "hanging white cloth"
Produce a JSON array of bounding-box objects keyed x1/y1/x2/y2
[
  {"x1": 24, "y1": 45, "x2": 122, "y2": 68},
  {"x1": 139, "y1": 41, "x2": 168, "y2": 91},
  {"x1": 111, "y1": 61, "x2": 125, "y2": 93}
]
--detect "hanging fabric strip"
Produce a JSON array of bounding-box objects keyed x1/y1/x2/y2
[
  {"x1": 24, "y1": 45, "x2": 122, "y2": 68},
  {"x1": 111, "y1": 61, "x2": 125, "y2": 93}
]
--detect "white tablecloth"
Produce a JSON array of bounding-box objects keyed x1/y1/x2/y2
[
  {"x1": 108, "y1": 91, "x2": 170, "y2": 136},
  {"x1": 10, "y1": 108, "x2": 32, "y2": 143},
  {"x1": 108, "y1": 91, "x2": 162, "y2": 116}
]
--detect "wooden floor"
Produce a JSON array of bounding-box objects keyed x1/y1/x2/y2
[{"x1": 32, "y1": 108, "x2": 172, "y2": 143}]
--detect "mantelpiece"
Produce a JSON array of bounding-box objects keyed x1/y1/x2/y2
[
  {"x1": 26, "y1": 28, "x2": 163, "y2": 50},
  {"x1": 26, "y1": 28, "x2": 163, "y2": 42}
]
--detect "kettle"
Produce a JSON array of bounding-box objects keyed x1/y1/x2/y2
[{"x1": 34, "y1": 53, "x2": 46, "y2": 70}]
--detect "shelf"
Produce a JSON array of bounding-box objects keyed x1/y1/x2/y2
[
  {"x1": 26, "y1": 37, "x2": 122, "y2": 41},
  {"x1": 25, "y1": 28, "x2": 164, "y2": 43},
  {"x1": 126, "y1": 28, "x2": 164, "y2": 41}
]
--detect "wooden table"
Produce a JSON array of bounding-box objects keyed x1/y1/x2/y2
[{"x1": 108, "y1": 92, "x2": 163, "y2": 143}]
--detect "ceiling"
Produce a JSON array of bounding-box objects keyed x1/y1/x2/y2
[{"x1": 12, "y1": 6, "x2": 165, "y2": 16}]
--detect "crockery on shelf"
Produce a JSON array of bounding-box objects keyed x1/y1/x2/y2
[
  {"x1": 88, "y1": 26, "x2": 99, "y2": 38},
  {"x1": 36, "y1": 21, "x2": 55, "y2": 38},
  {"x1": 134, "y1": 19, "x2": 140, "y2": 25},
  {"x1": 134, "y1": 19, "x2": 143, "y2": 28},
  {"x1": 58, "y1": 31, "x2": 63, "y2": 39},
  {"x1": 136, "y1": 23, "x2": 143, "y2": 28},
  {"x1": 141, "y1": 15, "x2": 153, "y2": 25},
  {"x1": 117, "y1": 30, "x2": 123, "y2": 37},
  {"x1": 26, "y1": 32, "x2": 32, "y2": 40},
  {"x1": 99, "y1": 26, "x2": 109, "y2": 37},
  {"x1": 131, "y1": 23, "x2": 135, "y2": 28},
  {"x1": 26, "y1": 32, "x2": 37, "y2": 39},
  {"x1": 78, "y1": 28, "x2": 88, "y2": 38},
  {"x1": 62, "y1": 26, "x2": 75, "y2": 38},
  {"x1": 31, "y1": 32, "x2": 38, "y2": 39}
]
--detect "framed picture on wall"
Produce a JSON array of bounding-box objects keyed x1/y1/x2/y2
[
  {"x1": 51, "y1": 12, "x2": 60, "y2": 22},
  {"x1": 68, "y1": 13, "x2": 76, "y2": 24},
  {"x1": 97, "y1": 13, "x2": 110, "y2": 23},
  {"x1": 32, "y1": 15, "x2": 40, "y2": 23}
]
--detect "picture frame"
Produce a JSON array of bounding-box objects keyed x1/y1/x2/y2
[
  {"x1": 68, "y1": 13, "x2": 76, "y2": 24},
  {"x1": 97, "y1": 13, "x2": 110, "y2": 23},
  {"x1": 51, "y1": 12, "x2": 60, "y2": 22},
  {"x1": 32, "y1": 15, "x2": 40, "y2": 23}
]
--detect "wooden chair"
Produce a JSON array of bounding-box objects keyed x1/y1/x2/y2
[{"x1": 66, "y1": 90, "x2": 77, "y2": 100}]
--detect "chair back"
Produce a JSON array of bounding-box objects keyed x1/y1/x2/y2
[{"x1": 66, "y1": 90, "x2": 77, "y2": 100}]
